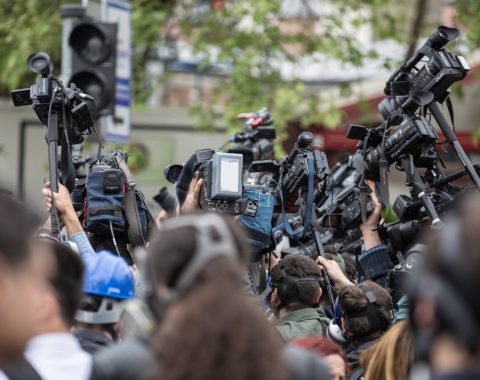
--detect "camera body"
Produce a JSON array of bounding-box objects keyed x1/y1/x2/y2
[
  {"x1": 11, "y1": 52, "x2": 94, "y2": 145},
  {"x1": 197, "y1": 150, "x2": 247, "y2": 214},
  {"x1": 348, "y1": 115, "x2": 438, "y2": 181},
  {"x1": 282, "y1": 132, "x2": 330, "y2": 202}
]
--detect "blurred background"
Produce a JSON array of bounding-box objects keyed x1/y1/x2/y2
[{"x1": 0, "y1": 0, "x2": 479, "y2": 215}]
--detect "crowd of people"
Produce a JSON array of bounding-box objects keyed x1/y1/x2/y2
[{"x1": 0, "y1": 162, "x2": 479, "y2": 380}]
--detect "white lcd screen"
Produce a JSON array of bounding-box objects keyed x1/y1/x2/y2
[{"x1": 220, "y1": 158, "x2": 240, "y2": 192}]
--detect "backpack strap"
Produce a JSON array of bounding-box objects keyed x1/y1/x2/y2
[
  {"x1": 348, "y1": 366, "x2": 364, "y2": 380},
  {"x1": 113, "y1": 153, "x2": 145, "y2": 248},
  {"x1": 1, "y1": 357, "x2": 43, "y2": 380}
]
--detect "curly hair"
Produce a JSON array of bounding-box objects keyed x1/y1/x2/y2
[{"x1": 149, "y1": 214, "x2": 288, "y2": 380}]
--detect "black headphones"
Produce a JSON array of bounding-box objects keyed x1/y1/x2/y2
[
  {"x1": 343, "y1": 283, "x2": 393, "y2": 338},
  {"x1": 270, "y1": 258, "x2": 320, "y2": 310}
]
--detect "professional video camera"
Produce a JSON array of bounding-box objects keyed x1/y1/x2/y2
[
  {"x1": 11, "y1": 51, "x2": 96, "y2": 237},
  {"x1": 227, "y1": 108, "x2": 276, "y2": 168},
  {"x1": 316, "y1": 153, "x2": 375, "y2": 234},
  {"x1": 382, "y1": 26, "x2": 469, "y2": 118}
]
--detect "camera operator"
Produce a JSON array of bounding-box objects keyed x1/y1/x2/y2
[
  {"x1": 269, "y1": 254, "x2": 331, "y2": 342},
  {"x1": 409, "y1": 193, "x2": 480, "y2": 380},
  {"x1": 73, "y1": 251, "x2": 135, "y2": 354},
  {"x1": 357, "y1": 181, "x2": 393, "y2": 287},
  {"x1": 317, "y1": 256, "x2": 393, "y2": 375},
  {"x1": 42, "y1": 182, "x2": 95, "y2": 257}
]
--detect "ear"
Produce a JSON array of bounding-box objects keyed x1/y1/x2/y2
[
  {"x1": 271, "y1": 288, "x2": 281, "y2": 307},
  {"x1": 313, "y1": 287, "x2": 322, "y2": 305}
]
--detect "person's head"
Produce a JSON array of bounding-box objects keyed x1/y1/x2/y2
[
  {"x1": 32, "y1": 238, "x2": 84, "y2": 334},
  {"x1": 74, "y1": 251, "x2": 135, "y2": 340},
  {"x1": 291, "y1": 337, "x2": 351, "y2": 380},
  {"x1": 360, "y1": 320, "x2": 413, "y2": 380},
  {"x1": 89, "y1": 233, "x2": 133, "y2": 265},
  {"x1": 339, "y1": 280, "x2": 393, "y2": 342},
  {"x1": 0, "y1": 194, "x2": 43, "y2": 362},
  {"x1": 410, "y1": 193, "x2": 480, "y2": 373},
  {"x1": 269, "y1": 254, "x2": 322, "y2": 316},
  {"x1": 148, "y1": 213, "x2": 288, "y2": 380}
]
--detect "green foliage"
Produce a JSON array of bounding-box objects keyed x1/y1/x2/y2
[
  {"x1": 0, "y1": 0, "x2": 64, "y2": 94},
  {"x1": 1, "y1": 0, "x2": 479, "y2": 144}
]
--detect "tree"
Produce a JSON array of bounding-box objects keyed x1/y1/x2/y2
[{"x1": 0, "y1": 0, "x2": 477, "y2": 143}]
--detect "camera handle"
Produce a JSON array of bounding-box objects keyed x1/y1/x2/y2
[
  {"x1": 46, "y1": 109, "x2": 61, "y2": 237},
  {"x1": 428, "y1": 101, "x2": 480, "y2": 190},
  {"x1": 401, "y1": 154, "x2": 443, "y2": 230},
  {"x1": 311, "y1": 220, "x2": 336, "y2": 312}
]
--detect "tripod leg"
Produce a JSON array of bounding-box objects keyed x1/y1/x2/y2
[
  {"x1": 429, "y1": 101, "x2": 480, "y2": 189},
  {"x1": 401, "y1": 155, "x2": 442, "y2": 230}
]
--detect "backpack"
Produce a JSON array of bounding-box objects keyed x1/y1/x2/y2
[{"x1": 82, "y1": 150, "x2": 156, "y2": 248}]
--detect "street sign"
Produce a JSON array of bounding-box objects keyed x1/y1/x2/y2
[{"x1": 102, "y1": 0, "x2": 131, "y2": 143}]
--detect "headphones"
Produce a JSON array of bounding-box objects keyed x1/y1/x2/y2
[
  {"x1": 410, "y1": 216, "x2": 480, "y2": 356},
  {"x1": 327, "y1": 283, "x2": 393, "y2": 344},
  {"x1": 270, "y1": 258, "x2": 321, "y2": 310},
  {"x1": 143, "y1": 213, "x2": 240, "y2": 320}
]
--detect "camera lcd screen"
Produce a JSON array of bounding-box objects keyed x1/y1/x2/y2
[{"x1": 220, "y1": 157, "x2": 240, "y2": 192}]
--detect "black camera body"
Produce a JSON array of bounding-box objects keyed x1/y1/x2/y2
[
  {"x1": 381, "y1": 26, "x2": 469, "y2": 124},
  {"x1": 348, "y1": 115, "x2": 438, "y2": 181},
  {"x1": 282, "y1": 132, "x2": 330, "y2": 200},
  {"x1": 228, "y1": 108, "x2": 276, "y2": 169},
  {"x1": 317, "y1": 153, "x2": 375, "y2": 234},
  {"x1": 11, "y1": 52, "x2": 95, "y2": 145}
]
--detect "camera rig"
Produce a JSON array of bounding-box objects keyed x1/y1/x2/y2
[{"x1": 11, "y1": 52, "x2": 96, "y2": 237}]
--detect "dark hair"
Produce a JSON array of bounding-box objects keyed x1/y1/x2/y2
[
  {"x1": 291, "y1": 336, "x2": 352, "y2": 375},
  {"x1": 45, "y1": 241, "x2": 84, "y2": 326},
  {"x1": 342, "y1": 253, "x2": 358, "y2": 283},
  {"x1": 0, "y1": 193, "x2": 39, "y2": 267},
  {"x1": 149, "y1": 214, "x2": 288, "y2": 380},
  {"x1": 89, "y1": 233, "x2": 132, "y2": 265},
  {"x1": 339, "y1": 280, "x2": 392, "y2": 341},
  {"x1": 270, "y1": 254, "x2": 321, "y2": 311}
]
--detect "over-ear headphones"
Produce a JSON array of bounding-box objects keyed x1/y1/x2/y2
[
  {"x1": 270, "y1": 258, "x2": 320, "y2": 310},
  {"x1": 327, "y1": 297, "x2": 349, "y2": 345},
  {"x1": 143, "y1": 213, "x2": 240, "y2": 320}
]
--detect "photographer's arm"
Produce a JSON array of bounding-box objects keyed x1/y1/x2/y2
[
  {"x1": 42, "y1": 182, "x2": 95, "y2": 257},
  {"x1": 358, "y1": 180, "x2": 393, "y2": 287},
  {"x1": 316, "y1": 256, "x2": 354, "y2": 293}
]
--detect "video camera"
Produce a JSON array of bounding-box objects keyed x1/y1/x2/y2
[
  {"x1": 347, "y1": 114, "x2": 439, "y2": 181},
  {"x1": 11, "y1": 51, "x2": 96, "y2": 237},
  {"x1": 227, "y1": 107, "x2": 276, "y2": 168},
  {"x1": 11, "y1": 52, "x2": 95, "y2": 144},
  {"x1": 195, "y1": 149, "x2": 248, "y2": 214},
  {"x1": 380, "y1": 25, "x2": 469, "y2": 124},
  {"x1": 316, "y1": 153, "x2": 375, "y2": 235}
]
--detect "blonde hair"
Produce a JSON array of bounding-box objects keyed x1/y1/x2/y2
[{"x1": 360, "y1": 320, "x2": 413, "y2": 380}]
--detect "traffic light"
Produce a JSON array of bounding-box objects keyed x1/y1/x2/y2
[{"x1": 68, "y1": 19, "x2": 117, "y2": 118}]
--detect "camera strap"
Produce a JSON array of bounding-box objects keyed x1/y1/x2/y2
[{"x1": 279, "y1": 158, "x2": 315, "y2": 239}]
